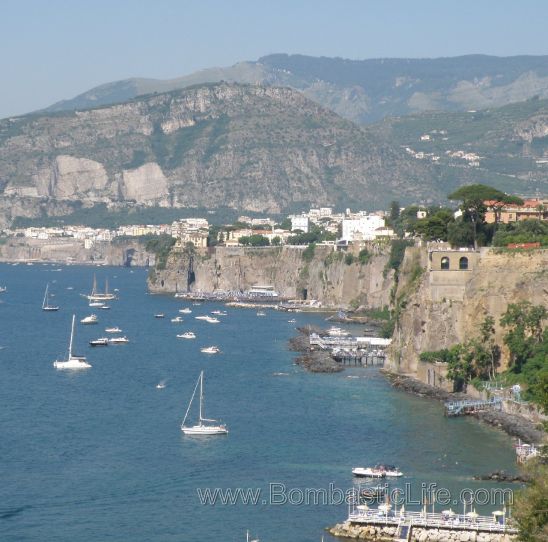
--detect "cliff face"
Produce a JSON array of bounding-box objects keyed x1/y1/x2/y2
[
  {"x1": 0, "y1": 83, "x2": 434, "y2": 225},
  {"x1": 0, "y1": 237, "x2": 154, "y2": 266},
  {"x1": 388, "y1": 247, "x2": 548, "y2": 376},
  {"x1": 148, "y1": 245, "x2": 393, "y2": 309}
]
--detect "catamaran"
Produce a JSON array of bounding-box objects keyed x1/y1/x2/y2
[
  {"x1": 84, "y1": 275, "x2": 117, "y2": 302},
  {"x1": 53, "y1": 315, "x2": 91, "y2": 369},
  {"x1": 181, "y1": 371, "x2": 228, "y2": 435},
  {"x1": 42, "y1": 283, "x2": 59, "y2": 311}
]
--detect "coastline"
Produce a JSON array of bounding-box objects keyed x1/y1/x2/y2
[{"x1": 384, "y1": 371, "x2": 545, "y2": 445}]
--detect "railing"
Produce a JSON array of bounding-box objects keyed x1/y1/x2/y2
[
  {"x1": 444, "y1": 397, "x2": 502, "y2": 416},
  {"x1": 348, "y1": 509, "x2": 517, "y2": 534}
]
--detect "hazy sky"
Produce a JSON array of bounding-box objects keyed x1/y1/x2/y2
[{"x1": 2, "y1": 0, "x2": 548, "y2": 118}]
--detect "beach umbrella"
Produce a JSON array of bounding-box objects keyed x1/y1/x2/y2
[
  {"x1": 357, "y1": 504, "x2": 369, "y2": 512},
  {"x1": 443, "y1": 509, "x2": 455, "y2": 517},
  {"x1": 466, "y1": 511, "x2": 479, "y2": 520}
]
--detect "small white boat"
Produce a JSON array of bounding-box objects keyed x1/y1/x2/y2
[
  {"x1": 99, "y1": 305, "x2": 110, "y2": 310},
  {"x1": 211, "y1": 310, "x2": 227, "y2": 316},
  {"x1": 179, "y1": 308, "x2": 192, "y2": 314},
  {"x1": 352, "y1": 465, "x2": 403, "y2": 478},
  {"x1": 200, "y1": 346, "x2": 220, "y2": 354},
  {"x1": 108, "y1": 336, "x2": 129, "y2": 344},
  {"x1": 156, "y1": 382, "x2": 166, "y2": 389},
  {"x1": 327, "y1": 326, "x2": 349, "y2": 337},
  {"x1": 177, "y1": 332, "x2": 196, "y2": 339},
  {"x1": 181, "y1": 371, "x2": 228, "y2": 435},
  {"x1": 105, "y1": 327, "x2": 122, "y2": 333},
  {"x1": 288, "y1": 318, "x2": 296, "y2": 323},
  {"x1": 53, "y1": 315, "x2": 91, "y2": 370},
  {"x1": 154, "y1": 313, "x2": 165, "y2": 319},
  {"x1": 256, "y1": 311, "x2": 266, "y2": 317},
  {"x1": 171, "y1": 316, "x2": 184, "y2": 323},
  {"x1": 80, "y1": 314, "x2": 98, "y2": 325},
  {"x1": 0, "y1": 286, "x2": 7, "y2": 293},
  {"x1": 89, "y1": 301, "x2": 105, "y2": 307},
  {"x1": 195, "y1": 315, "x2": 220, "y2": 324}
]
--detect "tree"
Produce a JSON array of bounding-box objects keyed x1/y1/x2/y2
[
  {"x1": 479, "y1": 315, "x2": 501, "y2": 379},
  {"x1": 389, "y1": 201, "x2": 400, "y2": 222},
  {"x1": 271, "y1": 236, "x2": 281, "y2": 246},
  {"x1": 239, "y1": 234, "x2": 270, "y2": 247},
  {"x1": 415, "y1": 209, "x2": 455, "y2": 241},
  {"x1": 447, "y1": 220, "x2": 474, "y2": 248},
  {"x1": 448, "y1": 184, "x2": 507, "y2": 248}
]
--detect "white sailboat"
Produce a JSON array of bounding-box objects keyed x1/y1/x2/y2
[
  {"x1": 42, "y1": 283, "x2": 59, "y2": 311},
  {"x1": 53, "y1": 315, "x2": 91, "y2": 369},
  {"x1": 181, "y1": 371, "x2": 228, "y2": 435}
]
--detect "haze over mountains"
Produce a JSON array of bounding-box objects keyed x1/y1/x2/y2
[
  {"x1": 42, "y1": 54, "x2": 548, "y2": 124},
  {"x1": 0, "y1": 54, "x2": 547, "y2": 227}
]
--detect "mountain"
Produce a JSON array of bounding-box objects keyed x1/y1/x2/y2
[
  {"x1": 0, "y1": 83, "x2": 438, "y2": 226},
  {"x1": 42, "y1": 54, "x2": 548, "y2": 124},
  {"x1": 366, "y1": 96, "x2": 548, "y2": 194}
]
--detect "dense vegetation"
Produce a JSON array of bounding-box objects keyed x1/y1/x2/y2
[
  {"x1": 420, "y1": 303, "x2": 547, "y2": 403},
  {"x1": 144, "y1": 234, "x2": 176, "y2": 270}
]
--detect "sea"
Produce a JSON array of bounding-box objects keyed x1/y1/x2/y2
[{"x1": 0, "y1": 263, "x2": 518, "y2": 542}]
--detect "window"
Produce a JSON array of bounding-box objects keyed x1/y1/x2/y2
[
  {"x1": 459, "y1": 257, "x2": 469, "y2": 270},
  {"x1": 441, "y1": 256, "x2": 450, "y2": 270}
]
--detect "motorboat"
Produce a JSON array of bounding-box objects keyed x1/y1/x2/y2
[
  {"x1": 171, "y1": 316, "x2": 184, "y2": 323},
  {"x1": 179, "y1": 308, "x2": 192, "y2": 314},
  {"x1": 156, "y1": 382, "x2": 166, "y2": 389},
  {"x1": 288, "y1": 318, "x2": 296, "y2": 323},
  {"x1": 181, "y1": 371, "x2": 228, "y2": 435},
  {"x1": 99, "y1": 305, "x2": 110, "y2": 310},
  {"x1": 89, "y1": 338, "x2": 109, "y2": 347},
  {"x1": 0, "y1": 286, "x2": 6, "y2": 293},
  {"x1": 105, "y1": 327, "x2": 122, "y2": 333},
  {"x1": 200, "y1": 346, "x2": 220, "y2": 354},
  {"x1": 256, "y1": 311, "x2": 266, "y2": 317},
  {"x1": 177, "y1": 332, "x2": 196, "y2": 339},
  {"x1": 53, "y1": 315, "x2": 92, "y2": 369},
  {"x1": 80, "y1": 314, "x2": 98, "y2": 325},
  {"x1": 211, "y1": 310, "x2": 227, "y2": 316},
  {"x1": 108, "y1": 336, "x2": 129, "y2": 344},
  {"x1": 195, "y1": 315, "x2": 219, "y2": 323},
  {"x1": 154, "y1": 313, "x2": 165, "y2": 318},
  {"x1": 352, "y1": 465, "x2": 403, "y2": 478},
  {"x1": 89, "y1": 301, "x2": 105, "y2": 308}
]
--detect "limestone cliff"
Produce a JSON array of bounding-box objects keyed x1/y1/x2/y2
[
  {"x1": 148, "y1": 245, "x2": 393, "y2": 310},
  {"x1": 387, "y1": 247, "x2": 548, "y2": 378},
  {"x1": 0, "y1": 83, "x2": 435, "y2": 225}
]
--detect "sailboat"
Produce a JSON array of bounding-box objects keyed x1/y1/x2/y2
[
  {"x1": 42, "y1": 283, "x2": 59, "y2": 311},
  {"x1": 85, "y1": 274, "x2": 117, "y2": 301},
  {"x1": 53, "y1": 315, "x2": 92, "y2": 369},
  {"x1": 181, "y1": 371, "x2": 228, "y2": 435}
]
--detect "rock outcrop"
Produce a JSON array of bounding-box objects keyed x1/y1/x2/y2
[{"x1": 148, "y1": 244, "x2": 393, "y2": 310}]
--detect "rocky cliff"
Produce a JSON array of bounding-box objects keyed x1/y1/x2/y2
[
  {"x1": 0, "y1": 83, "x2": 435, "y2": 226},
  {"x1": 387, "y1": 247, "x2": 548, "y2": 376},
  {"x1": 148, "y1": 244, "x2": 393, "y2": 310}
]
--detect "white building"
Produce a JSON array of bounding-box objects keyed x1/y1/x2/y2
[
  {"x1": 341, "y1": 215, "x2": 386, "y2": 242},
  {"x1": 290, "y1": 215, "x2": 310, "y2": 233}
]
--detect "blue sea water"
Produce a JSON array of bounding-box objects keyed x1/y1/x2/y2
[{"x1": 0, "y1": 263, "x2": 518, "y2": 542}]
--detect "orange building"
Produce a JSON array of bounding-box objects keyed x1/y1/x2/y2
[{"x1": 484, "y1": 198, "x2": 548, "y2": 224}]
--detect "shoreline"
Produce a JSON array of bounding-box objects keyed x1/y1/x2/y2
[{"x1": 384, "y1": 371, "x2": 545, "y2": 445}]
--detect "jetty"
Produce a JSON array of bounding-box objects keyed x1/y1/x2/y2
[
  {"x1": 309, "y1": 333, "x2": 390, "y2": 366},
  {"x1": 444, "y1": 397, "x2": 503, "y2": 417},
  {"x1": 330, "y1": 501, "x2": 517, "y2": 542}
]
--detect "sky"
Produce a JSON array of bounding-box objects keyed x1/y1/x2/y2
[{"x1": 1, "y1": 0, "x2": 548, "y2": 118}]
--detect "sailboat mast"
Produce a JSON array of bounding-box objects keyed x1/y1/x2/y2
[
  {"x1": 43, "y1": 283, "x2": 48, "y2": 309},
  {"x1": 199, "y1": 371, "x2": 204, "y2": 422},
  {"x1": 92, "y1": 274, "x2": 97, "y2": 296},
  {"x1": 69, "y1": 314, "x2": 75, "y2": 358},
  {"x1": 181, "y1": 373, "x2": 201, "y2": 428}
]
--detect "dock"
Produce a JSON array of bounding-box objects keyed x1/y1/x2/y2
[
  {"x1": 309, "y1": 332, "x2": 390, "y2": 366},
  {"x1": 330, "y1": 502, "x2": 517, "y2": 541},
  {"x1": 444, "y1": 397, "x2": 503, "y2": 417}
]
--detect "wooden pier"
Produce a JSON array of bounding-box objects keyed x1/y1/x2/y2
[{"x1": 444, "y1": 397, "x2": 503, "y2": 417}]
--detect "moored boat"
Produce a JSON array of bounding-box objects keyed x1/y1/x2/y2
[
  {"x1": 80, "y1": 314, "x2": 98, "y2": 325},
  {"x1": 53, "y1": 315, "x2": 92, "y2": 369},
  {"x1": 89, "y1": 338, "x2": 109, "y2": 347}
]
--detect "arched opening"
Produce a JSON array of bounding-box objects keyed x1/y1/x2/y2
[
  {"x1": 441, "y1": 256, "x2": 450, "y2": 270},
  {"x1": 459, "y1": 256, "x2": 469, "y2": 270}
]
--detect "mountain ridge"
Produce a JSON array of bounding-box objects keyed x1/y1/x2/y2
[{"x1": 39, "y1": 54, "x2": 548, "y2": 124}]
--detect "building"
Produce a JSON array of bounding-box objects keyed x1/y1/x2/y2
[
  {"x1": 290, "y1": 215, "x2": 310, "y2": 233},
  {"x1": 341, "y1": 214, "x2": 386, "y2": 242},
  {"x1": 484, "y1": 198, "x2": 548, "y2": 224}
]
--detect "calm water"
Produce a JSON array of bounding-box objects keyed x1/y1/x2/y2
[{"x1": 0, "y1": 263, "x2": 517, "y2": 542}]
